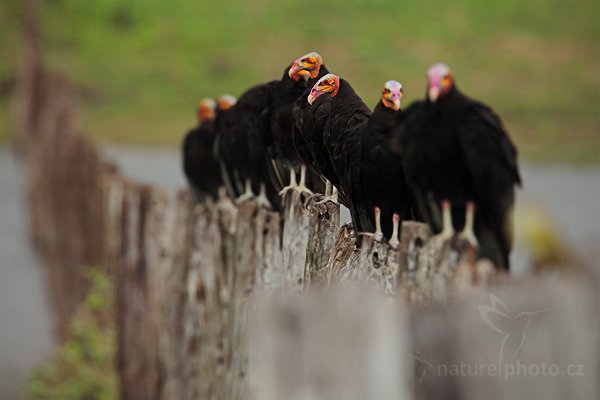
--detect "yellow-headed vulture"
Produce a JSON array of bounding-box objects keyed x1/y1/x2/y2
[
  {"x1": 214, "y1": 83, "x2": 282, "y2": 210},
  {"x1": 339, "y1": 81, "x2": 416, "y2": 246},
  {"x1": 260, "y1": 54, "x2": 326, "y2": 200},
  {"x1": 393, "y1": 63, "x2": 521, "y2": 269},
  {"x1": 308, "y1": 74, "x2": 373, "y2": 212},
  {"x1": 288, "y1": 53, "x2": 338, "y2": 197},
  {"x1": 182, "y1": 97, "x2": 227, "y2": 202}
]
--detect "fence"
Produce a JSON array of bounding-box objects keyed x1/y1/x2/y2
[{"x1": 13, "y1": 5, "x2": 600, "y2": 399}]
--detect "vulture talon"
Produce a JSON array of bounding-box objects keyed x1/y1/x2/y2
[
  {"x1": 357, "y1": 231, "x2": 383, "y2": 242},
  {"x1": 235, "y1": 179, "x2": 255, "y2": 204},
  {"x1": 295, "y1": 164, "x2": 314, "y2": 199},
  {"x1": 458, "y1": 201, "x2": 479, "y2": 248},
  {"x1": 278, "y1": 169, "x2": 298, "y2": 197},
  {"x1": 311, "y1": 187, "x2": 339, "y2": 206},
  {"x1": 255, "y1": 183, "x2": 273, "y2": 210}
]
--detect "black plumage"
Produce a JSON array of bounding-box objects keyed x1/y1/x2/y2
[
  {"x1": 342, "y1": 89, "x2": 415, "y2": 241},
  {"x1": 182, "y1": 100, "x2": 221, "y2": 202},
  {"x1": 291, "y1": 64, "x2": 333, "y2": 189},
  {"x1": 214, "y1": 82, "x2": 282, "y2": 210},
  {"x1": 260, "y1": 65, "x2": 324, "y2": 194},
  {"x1": 393, "y1": 64, "x2": 521, "y2": 269},
  {"x1": 318, "y1": 76, "x2": 373, "y2": 232},
  {"x1": 323, "y1": 77, "x2": 372, "y2": 193}
]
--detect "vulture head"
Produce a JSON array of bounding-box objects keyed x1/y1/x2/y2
[
  {"x1": 288, "y1": 52, "x2": 323, "y2": 80},
  {"x1": 427, "y1": 62, "x2": 454, "y2": 103},
  {"x1": 216, "y1": 94, "x2": 237, "y2": 111},
  {"x1": 307, "y1": 73, "x2": 340, "y2": 105},
  {"x1": 198, "y1": 98, "x2": 216, "y2": 122},
  {"x1": 381, "y1": 80, "x2": 403, "y2": 111}
]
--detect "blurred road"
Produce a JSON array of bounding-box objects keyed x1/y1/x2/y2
[
  {"x1": 0, "y1": 149, "x2": 54, "y2": 400},
  {"x1": 105, "y1": 147, "x2": 600, "y2": 274}
]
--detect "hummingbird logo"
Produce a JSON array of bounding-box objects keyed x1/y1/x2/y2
[{"x1": 478, "y1": 293, "x2": 550, "y2": 377}]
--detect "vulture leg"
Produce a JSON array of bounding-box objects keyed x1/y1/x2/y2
[
  {"x1": 357, "y1": 207, "x2": 383, "y2": 242},
  {"x1": 373, "y1": 207, "x2": 383, "y2": 241},
  {"x1": 255, "y1": 183, "x2": 273, "y2": 210},
  {"x1": 439, "y1": 200, "x2": 455, "y2": 240},
  {"x1": 278, "y1": 168, "x2": 298, "y2": 197},
  {"x1": 236, "y1": 179, "x2": 255, "y2": 204},
  {"x1": 388, "y1": 213, "x2": 400, "y2": 249},
  {"x1": 457, "y1": 201, "x2": 478, "y2": 247},
  {"x1": 296, "y1": 163, "x2": 314, "y2": 199}
]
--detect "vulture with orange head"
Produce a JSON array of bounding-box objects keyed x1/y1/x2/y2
[
  {"x1": 214, "y1": 83, "x2": 281, "y2": 210},
  {"x1": 305, "y1": 73, "x2": 372, "y2": 212},
  {"x1": 344, "y1": 80, "x2": 416, "y2": 246},
  {"x1": 393, "y1": 63, "x2": 521, "y2": 269},
  {"x1": 260, "y1": 53, "x2": 326, "y2": 198},
  {"x1": 182, "y1": 96, "x2": 235, "y2": 202},
  {"x1": 289, "y1": 53, "x2": 339, "y2": 196}
]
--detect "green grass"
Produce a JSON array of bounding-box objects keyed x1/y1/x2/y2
[{"x1": 1, "y1": 0, "x2": 599, "y2": 163}]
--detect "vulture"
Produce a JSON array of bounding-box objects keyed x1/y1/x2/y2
[
  {"x1": 214, "y1": 83, "x2": 282, "y2": 210},
  {"x1": 343, "y1": 80, "x2": 415, "y2": 246},
  {"x1": 288, "y1": 52, "x2": 339, "y2": 198},
  {"x1": 182, "y1": 97, "x2": 235, "y2": 202},
  {"x1": 260, "y1": 55, "x2": 325, "y2": 199},
  {"x1": 306, "y1": 73, "x2": 376, "y2": 236},
  {"x1": 393, "y1": 63, "x2": 521, "y2": 269}
]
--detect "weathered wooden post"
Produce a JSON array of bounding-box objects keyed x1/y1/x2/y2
[
  {"x1": 326, "y1": 222, "x2": 362, "y2": 284},
  {"x1": 116, "y1": 182, "x2": 161, "y2": 400},
  {"x1": 251, "y1": 287, "x2": 414, "y2": 400},
  {"x1": 280, "y1": 193, "x2": 311, "y2": 291},
  {"x1": 304, "y1": 197, "x2": 341, "y2": 286},
  {"x1": 226, "y1": 200, "x2": 282, "y2": 399},
  {"x1": 356, "y1": 238, "x2": 401, "y2": 295}
]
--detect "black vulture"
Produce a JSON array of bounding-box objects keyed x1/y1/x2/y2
[
  {"x1": 393, "y1": 63, "x2": 521, "y2": 269},
  {"x1": 260, "y1": 57, "x2": 325, "y2": 200},
  {"x1": 341, "y1": 80, "x2": 416, "y2": 246},
  {"x1": 213, "y1": 83, "x2": 282, "y2": 210},
  {"x1": 288, "y1": 52, "x2": 337, "y2": 198},
  {"x1": 182, "y1": 97, "x2": 226, "y2": 203},
  {"x1": 306, "y1": 73, "x2": 376, "y2": 236}
]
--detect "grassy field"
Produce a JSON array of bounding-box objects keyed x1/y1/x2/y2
[{"x1": 1, "y1": 0, "x2": 599, "y2": 163}]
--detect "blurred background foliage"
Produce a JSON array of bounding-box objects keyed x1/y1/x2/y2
[
  {"x1": 1, "y1": 0, "x2": 598, "y2": 163},
  {"x1": 26, "y1": 269, "x2": 116, "y2": 400}
]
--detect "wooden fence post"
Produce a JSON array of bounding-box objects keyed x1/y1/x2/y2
[
  {"x1": 116, "y1": 183, "x2": 160, "y2": 400},
  {"x1": 280, "y1": 194, "x2": 311, "y2": 291},
  {"x1": 304, "y1": 197, "x2": 341, "y2": 286}
]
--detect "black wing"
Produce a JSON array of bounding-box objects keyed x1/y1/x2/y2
[
  {"x1": 340, "y1": 123, "x2": 374, "y2": 235},
  {"x1": 458, "y1": 102, "x2": 521, "y2": 268}
]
